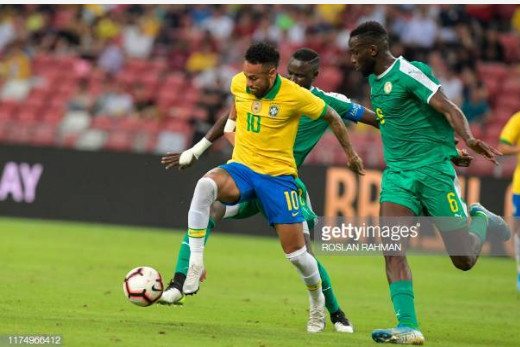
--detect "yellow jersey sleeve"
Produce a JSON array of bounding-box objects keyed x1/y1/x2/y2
[
  {"x1": 294, "y1": 84, "x2": 328, "y2": 120},
  {"x1": 500, "y1": 112, "x2": 520, "y2": 145}
]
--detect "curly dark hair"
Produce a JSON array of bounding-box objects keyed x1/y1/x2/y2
[
  {"x1": 245, "y1": 42, "x2": 280, "y2": 68},
  {"x1": 350, "y1": 21, "x2": 389, "y2": 43},
  {"x1": 292, "y1": 48, "x2": 320, "y2": 65}
]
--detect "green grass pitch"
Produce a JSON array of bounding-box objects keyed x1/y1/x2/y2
[{"x1": 0, "y1": 217, "x2": 518, "y2": 347}]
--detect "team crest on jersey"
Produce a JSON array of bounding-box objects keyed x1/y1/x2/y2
[
  {"x1": 252, "y1": 101, "x2": 262, "y2": 113},
  {"x1": 384, "y1": 82, "x2": 392, "y2": 94},
  {"x1": 268, "y1": 105, "x2": 279, "y2": 117}
]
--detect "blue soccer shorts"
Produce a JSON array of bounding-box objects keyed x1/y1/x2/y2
[
  {"x1": 219, "y1": 162, "x2": 304, "y2": 225},
  {"x1": 513, "y1": 194, "x2": 520, "y2": 217}
]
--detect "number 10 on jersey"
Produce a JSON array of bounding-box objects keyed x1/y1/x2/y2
[
  {"x1": 284, "y1": 190, "x2": 300, "y2": 211},
  {"x1": 247, "y1": 113, "x2": 261, "y2": 133}
]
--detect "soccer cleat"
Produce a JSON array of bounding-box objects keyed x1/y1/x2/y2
[
  {"x1": 183, "y1": 264, "x2": 204, "y2": 295},
  {"x1": 517, "y1": 273, "x2": 520, "y2": 292},
  {"x1": 372, "y1": 325, "x2": 425, "y2": 345},
  {"x1": 470, "y1": 203, "x2": 511, "y2": 241},
  {"x1": 307, "y1": 292, "x2": 326, "y2": 333},
  {"x1": 157, "y1": 280, "x2": 185, "y2": 305},
  {"x1": 330, "y1": 310, "x2": 354, "y2": 333}
]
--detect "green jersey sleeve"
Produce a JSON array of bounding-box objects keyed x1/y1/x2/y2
[{"x1": 398, "y1": 59, "x2": 441, "y2": 105}]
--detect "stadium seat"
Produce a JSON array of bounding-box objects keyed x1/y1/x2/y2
[
  {"x1": 104, "y1": 130, "x2": 135, "y2": 151},
  {"x1": 91, "y1": 116, "x2": 117, "y2": 130},
  {"x1": 7, "y1": 124, "x2": 34, "y2": 144},
  {"x1": 499, "y1": 34, "x2": 520, "y2": 63},
  {"x1": 31, "y1": 124, "x2": 57, "y2": 147}
]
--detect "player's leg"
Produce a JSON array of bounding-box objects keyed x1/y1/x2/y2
[
  {"x1": 276, "y1": 222, "x2": 326, "y2": 333},
  {"x1": 298, "y1": 178, "x2": 353, "y2": 333},
  {"x1": 183, "y1": 164, "x2": 251, "y2": 295},
  {"x1": 372, "y1": 170, "x2": 424, "y2": 345},
  {"x1": 160, "y1": 198, "x2": 265, "y2": 304},
  {"x1": 419, "y1": 162, "x2": 510, "y2": 271},
  {"x1": 159, "y1": 202, "x2": 226, "y2": 305},
  {"x1": 255, "y1": 174, "x2": 325, "y2": 333}
]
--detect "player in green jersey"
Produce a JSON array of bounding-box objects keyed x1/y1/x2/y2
[
  {"x1": 158, "y1": 48, "x2": 377, "y2": 333},
  {"x1": 349, "y1": 21, "x2": 511, "y2": 345}
]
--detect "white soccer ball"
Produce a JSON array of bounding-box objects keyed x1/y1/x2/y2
[{"x1": 123, "y1": 266, "x2": 163, "y2": 307}]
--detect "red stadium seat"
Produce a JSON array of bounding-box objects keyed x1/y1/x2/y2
[
  {"x1": 16, "y1": 109, "x2": 40, "y2": 124},
  {"x1": 31, "y1": 124, "x2": 57, "y2": 146},
  {"x1": 7, "y1": 124, "x2": 34, "y2": 144},
  {"x1": 499, "y1": 34, "x2": 520, "y2": 63},
  {"x1": 91, "y1": 116, "x2": 117, "y2": 130},
  {"x1": 104, "y1": 130, "x2": 135, "y2": 151}
]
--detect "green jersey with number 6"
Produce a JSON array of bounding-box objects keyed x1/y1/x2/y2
[{"x1": 369, "y1": 56, "x2": 458, "y2": 170}]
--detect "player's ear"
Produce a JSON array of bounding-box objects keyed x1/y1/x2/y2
[
  {"x1": 267, "y1": 66, "x2": 277, "y2": 78},
  {"x1": 370, "y1": 44, "x2": 379, "y2": 57}
]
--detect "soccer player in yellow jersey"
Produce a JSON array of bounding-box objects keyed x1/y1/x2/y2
[
  {"x1": 498, "y1": 110, "x2": 520, "y2": 292},
  {"x1": 182, "y1": 42, "x2": 364, "y2": 333}
]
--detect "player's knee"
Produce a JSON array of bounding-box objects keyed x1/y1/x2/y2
[
  {"x1": 452, "y1": 256, "x2": 475, "y2": 271},
  {"x1": 209, "y1": 201, "x2": 225, "y2": 222},
  {"x1": 286, "y1": 246, "x2": 315, "y2": 271},
  {"x1": 385, "y1": 255, "x2": 407, "y2": 268},
  {"x1": 194, "y1": 177, "x2": 218, "y2": 201}
]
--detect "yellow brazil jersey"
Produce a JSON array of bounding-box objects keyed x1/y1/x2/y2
[
  {"x1": 500, "y1": 111, "x2": 520, "y2": 193},
  {"x1": 229, "y1": 73, "x2": 327, "y2": 177}
]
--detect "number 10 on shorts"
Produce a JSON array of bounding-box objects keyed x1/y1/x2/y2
[{"x1": 284, "y1": 190, "x2": 300, "y2": 211}]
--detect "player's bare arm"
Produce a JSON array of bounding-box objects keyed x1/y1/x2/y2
[
  {"x1": 429, "y1": 89, "x2": 502, "y2": 165},
  {"x1": 497, "y1": 142, "x2": 520, "y2": 156},
  {"x1": 223, "y1": 101, "x2": 237, "y2": 146},
  {"x1": 323, "y1": 106, "x2": 365, "y2": 175},
  {"x1": 359, "y1": 108, "x2": 380, "y2": 129}
]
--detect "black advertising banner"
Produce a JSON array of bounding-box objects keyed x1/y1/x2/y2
[{"x1": 0, "y1": 145, "x2": 514, "y2": 244}]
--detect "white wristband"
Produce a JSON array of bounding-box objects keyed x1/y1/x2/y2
[
  {"x1": 224, "y1": 119, "x2": 236, "y2": 133},
  {"x1": 192, "y1": 137, "x2": 212, "y2": 159}
]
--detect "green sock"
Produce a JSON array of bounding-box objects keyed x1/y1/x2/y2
[
  {"x1": 317, "y1": 260, "x2": 340, "y2": 314},
  {"x1": 390, "y1": 280, "x2": 419, "y2": 329},
  {"x1": 468, "y1": 212, "x2": 488, "y2": 243},
  {"x1": 174, "y1": 218, "x2": 215, "y2": 276}
]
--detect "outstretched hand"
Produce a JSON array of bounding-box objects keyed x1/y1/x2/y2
[
  {"x1": 466, "y1": 138, "x2": 502, "y2": 165},
  {"x1": 451, "y1": 149, "x2": 473, "y2": 167},
  {"x1": 161, "y1": 151, "x2": 196, "y2": 170},
  {"x1": 348, "y1": 153, "x2": 365, "y2": 175}
]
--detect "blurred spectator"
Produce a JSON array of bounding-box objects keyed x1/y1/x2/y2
[
  {"x1": 438, "y1": 67, "x2": 463, "y2": 106},
  {"x1": 68, "y1": 79, "x2": 94, "y2": 112},
  {"x1": 480, "y1": 28, "x2": 505, "y2": 62},
  {"x1": 401, "y1": 6, "x2": 438, "y2": 49},
  {"x1": 0, "y1": 8, "x2": 16, "y2": 53},
  {"x1": 185, "y1": 40, "x2": 217, "y2": 73},
  {"x1": 0, "y1": 40, "x2": 32, "y2": 100},
  {"x1": 94, "y1": 79, "x2": 134, "y2": 116},
  {"x1": 97, "y1": 40, "x2": 124, "y2": 74},
  {"x1": 513, "y1": 6, "x2": 520, "y2": 34},
  {"x1": 122, "y1": 16, "x2": 155, "y2": 59},
  {"x1": 462, "y1": 85, "x2": 490, "y2": 124},
  {"x1": 133, "y1": 83, "x2": 158, "y2": 120},
  {"x1": 201, "y1": 5, "x2": 234, "y2": 41}
]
